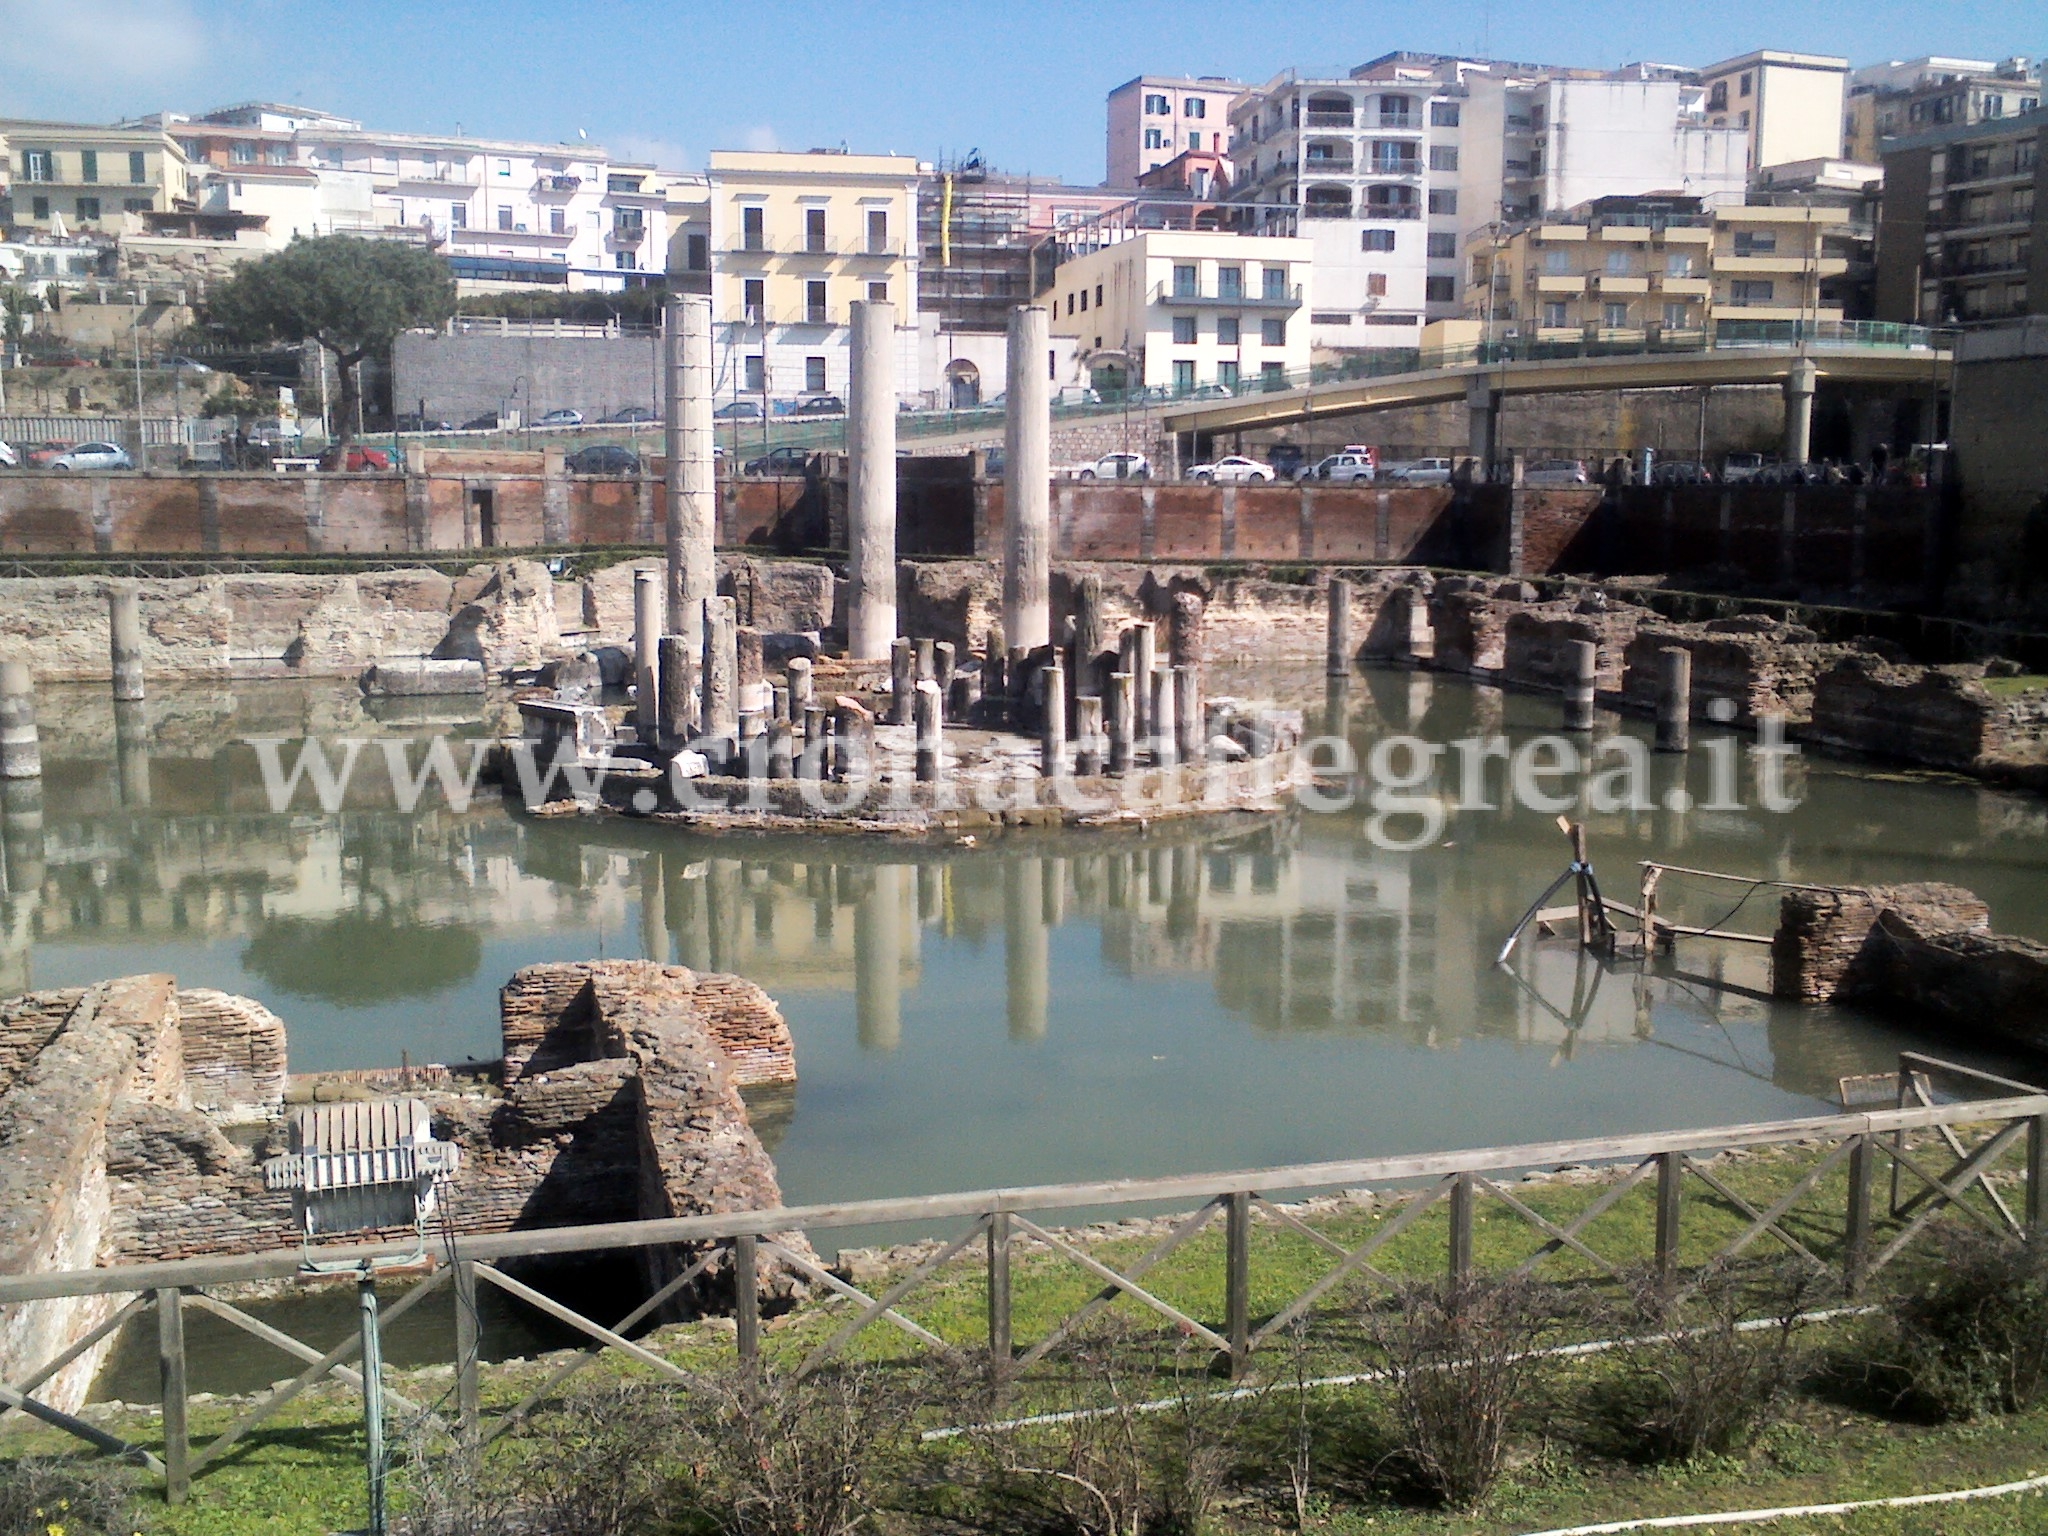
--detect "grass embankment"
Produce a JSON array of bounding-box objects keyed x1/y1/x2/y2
[{"x1": 4, "y1": 1135, "x2": 2044, "y2": 1533}]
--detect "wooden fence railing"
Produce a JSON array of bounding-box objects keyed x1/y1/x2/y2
[{"x1": 2, "y1": 1055, "x2": 2043, "y2": 1502}]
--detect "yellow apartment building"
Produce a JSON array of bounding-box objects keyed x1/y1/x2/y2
[
  {"x1": 705, "y1": 149, "x2": 922, "y2": 404},
  {"x1": 0, "y1": 120, "x2": 189, "y2": 234},
  {"x1": 1469, "y1": 195, "x2": 1847, "y2": 343}
]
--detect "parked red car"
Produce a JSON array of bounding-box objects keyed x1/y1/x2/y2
[
  {"x1": 319, "y1": 445, "x2": 393, "y2": 472},
  {"x1": 24, "y1": 441, "x2": 74, "y2": 468}
]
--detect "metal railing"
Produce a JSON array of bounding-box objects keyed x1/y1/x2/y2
[{"x1": 0, "y1": 1058, "x2": 2039, "y2": 1502}]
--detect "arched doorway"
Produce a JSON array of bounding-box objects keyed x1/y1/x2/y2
[{"x1": 945, "y1": 359, "x2": 981, "y2": 408}]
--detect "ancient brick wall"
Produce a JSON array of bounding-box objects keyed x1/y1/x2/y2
[
  {"x1": 1618, "y1": 618, "x2": 1860, "y2": 727},
  {"x1": 1806, "y1": 656, "x2": 2048, "y2": 771},
  {"x1": 1770, "y1": 883, "x2": 1991, "y2": 1003}
]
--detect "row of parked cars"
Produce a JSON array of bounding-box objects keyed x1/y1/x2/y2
[{"x1": 0, "y1": 439, "x2": 136, "y2": 471}]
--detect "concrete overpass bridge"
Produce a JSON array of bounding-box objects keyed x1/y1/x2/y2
[{"x1": 1158, "y1": 324, "x2": 1953, "y2": 465}]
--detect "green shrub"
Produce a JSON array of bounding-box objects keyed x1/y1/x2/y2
[{"x1": 1890, "y1": 1232, "x2": 2048, "y2": 1419}]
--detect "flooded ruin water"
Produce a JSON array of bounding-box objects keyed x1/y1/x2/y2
[
  {"x1": 34, "y1": 665, "x2": 2048, "y2": 1398},
  {"x1": 20, "y1": 665, "x2": 2048, "y2": 1212}
]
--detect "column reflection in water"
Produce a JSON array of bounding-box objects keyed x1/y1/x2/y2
[
  {"x1": 1004, "y1": 856, "x2": 1048, "y2": 1042},
  {"x1": 855, "y1": 864, "x2": 903, "y2": 1052},
  {"x1": 1323, "y1": 673, "x2": 1352, "y2": 740},
  {"x1": 1404, "y1": 671, "x2": 1434, "y2": 733},
  {"x1": 113, "y1": 699, "x2": 151, "y2": 811},
  {"x1": 706, "y1": 859, "x2": 741, "y2": 973},
  {"x1": 0, "y1": 777, "x2": 41, "y2": 994},
  {"x1": 640, "y1": 849, "x2": 668, "y2": 964}
]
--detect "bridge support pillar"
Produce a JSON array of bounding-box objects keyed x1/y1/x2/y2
[
  {"x1": 1465, "y1": 376, "x2": 1500, "y2": 476},
  {"x1": 1782, "y1": 357, "x2": 1817, "y2": 466}
]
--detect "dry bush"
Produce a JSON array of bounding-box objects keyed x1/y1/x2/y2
[
  {"x1": 1600, "y1": 1261, "x2": 1819, "y2": 1462},
  {"x1": 1155, "y1": 1339, "x2": 1259, "y2": 1535},
  {"x1": 1888, "y1": 1230, "x2": 2048, "y2": 1420},
  {"x1": 678, "y1": 1359, "x2": 916, "y2": 1536},
  {"x1": 0, "y1": 1458, "x2": 135, "y2": 1536},
  {"x1": 398, "y1": 1383, "x2": 685, "y2": 1536},
  {"x1": 959, "y1": 1321, "x2": 1161, "y2": 1536},
  {"x1": 1360, "y1": 1272, "x2": 1557, "y2": 1510}
]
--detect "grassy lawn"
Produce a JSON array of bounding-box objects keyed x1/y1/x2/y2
[{"x1": 4, "y1": 1130, "x2": 2042, "y2": 1534}]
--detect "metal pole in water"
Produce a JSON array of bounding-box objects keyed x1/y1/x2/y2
[{"x1": 360, "y1": 1269, "x2": 387, "y2": 1536}]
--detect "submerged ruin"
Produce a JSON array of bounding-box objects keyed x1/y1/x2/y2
[{"x1": 0, "y1": 960, "x2": 797, "y2": 1412}]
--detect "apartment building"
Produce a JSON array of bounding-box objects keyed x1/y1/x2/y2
[
  {"x1": 1845, "y1": 57, "x2": 2040, "y2": 163},
  {"x1": 1750, "y1": 158, "x2": 1883, "y2": 317},
  {"x1": 707, "y1": 149, "x2": 922, "y2": 404},
  {"x1": 0, "y1": 119, "x2": 189, "y2": 234},
  {"x1": 1043, "y1": 225, "x2": 1313, "y2": 395},
  {"x1": 1698, "y1": 50, "x2": 1850, "y2": 174},
  {"x1": 1226, "y1": 55, "x2": 1744, "y2": 353},
  {"x1": 915, "y1": 159, "x2": 1123, "y2": 404},
  {"x1": 1877, "y1": 108, "x2": 2045, "y2": 325},
  {"x1": 1468, "y1": 194, "x2": 1846, "y2": 343},
  {"x1": 1106, "y1": 76, "x2": 1248, "y2": 186}
]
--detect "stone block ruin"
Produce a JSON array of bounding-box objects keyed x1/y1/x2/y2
[
  {"x1": 0, "y1": 960, "x2": 798, "y2": 1414},
  {"x1": 1770, "y1": 882, "x2": 2048, "y2": 1060},
  {"x1": 1300, "y1": 568, "x2": 2048, "y2": 785}
]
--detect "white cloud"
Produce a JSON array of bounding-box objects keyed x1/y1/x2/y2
[{"x1": 0, "y1": 0, "x2": 209, "y2": 84}]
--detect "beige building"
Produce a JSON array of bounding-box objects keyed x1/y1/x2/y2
[
  {"x1": 0, "y1": 119, "x2": 189, "y2": 235},
  {"x1": 1044, "y1": 228, "x2": 1313, "y2": 394},
  {"x1": 1470, "y1": 194, "x2": 1846, "y2": 343},
  {"x1": 1846, "y1": 57, "x2": 2039, "y2": 165},
  {"x1": 1699, "y1": 51, "x2": 1849, "y2": 174},
  {"x1": 706, "y1": 149, "x2": 922, "y2": 403}
]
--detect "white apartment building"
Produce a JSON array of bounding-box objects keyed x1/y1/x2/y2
[
  {"x1": 1698, "y1": 51, "x2": 1850, "y2": 174},
  {"x1": 147, "y1": 103, "x2": 708, "y2": 293},
  {"x1": 1226, "y1": 56, "x2": 1745, "y2": 354},
  {"x1": 1043, "y1": 228, "x2": 1313, "y2": 395},
  {"x1": 1106, "y1": 76, "x2": 1248, "y2": 186}
]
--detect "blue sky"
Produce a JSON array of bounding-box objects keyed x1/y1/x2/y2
[{"x1": 2, "y1": 0, "x2": 2042, "y2": 184}]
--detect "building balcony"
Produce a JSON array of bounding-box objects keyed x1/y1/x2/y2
[
  {"x1": 610, "y1": 224, "x2": 646, "y2": 244},
  {"x1": 1595, "y1": 274, "x2": 1650, "y2": 294},
  {"x1": 534, "y1": 175, "x2": 583, "y2": 195},
  {"x1": 1660, "y1": 276, "x2": 1712, "y2": 296},
  {"x1": 1303, "y1": 110, "x2": 1355, "y2": 128},
  {"x1": 1535, "y1": 224, "x2": 1588, "y2": 242},
  {"x1": 392, "y1": 167, "x2": 480, "y2": 187},
  {"x1": 1153, "y1": 282, "x2": 1303, "y2": 310},
  {"x1": 1663, "y1": 225, "x2": 1715, "y2": 244},
  {"x1": 1357, "y1": 204, "x2": 1422, "y2": 221},
  {"x1": 1302, "y1": 155, "x2": 1355, "y2": 172},
  {"x1": 1533, "y1": 273, "x2": 1584, "y2": 294},
  {"x1": 1718, "y1": 253, "x2": 1847, "y2": 276},
  {"x1": 1710, "y1": 302, "x2": 1845, "y2": 322},
  {"x1": 1374, "y1": 115, "x2": 1420, "y2": 131},
  {"x1": 1366, "y1": 160, "x2": 1423, "y2": 178}
]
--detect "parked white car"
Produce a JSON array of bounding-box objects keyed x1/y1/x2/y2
[
  {"x1": 1071, "y1": 452, "x2": 1151, "y2": 480},
  {"x1": 50, "y1": 442, "x2": 135, "y2": 471},
  {"x1": 0, "y1": 440, "x2": 17, "y2": 469},
  {"x1": 1304, "y1": 449, "x2": 1377, "y2": 483},
  {"x1": 1188, "y1": 454, "x2": 1275, "y2": 484},
  {"x1": 1522, "y1": 458, "x2": 1589, "y2": 487},
  {"x1": 1385, "y1": 457, "x2": 1454, "y2": 485}
]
